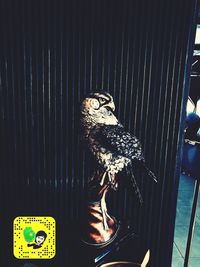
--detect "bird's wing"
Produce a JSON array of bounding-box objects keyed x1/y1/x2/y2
[
  {"x1": 91, "y1": 124, "x2": 144, "y2": 161},
  {"x1": 91, "y1": 124, "x2": 157, "y2": 182}
]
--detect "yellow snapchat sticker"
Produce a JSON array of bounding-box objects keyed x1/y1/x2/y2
[{"x1": 13, "y1": 216, "x2": 56, "y2": 259}]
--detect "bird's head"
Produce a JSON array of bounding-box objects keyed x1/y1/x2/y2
[{"x1": 80, "y1": 92, "x2": 118, "y2": 126}]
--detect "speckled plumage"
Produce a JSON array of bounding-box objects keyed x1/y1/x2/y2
[
  {"x1": 80, "y1": 92, "x2": 157, "y2": 203},
  {"x1": 88, "y1": 124, "x2": 144, "y2": 174}
]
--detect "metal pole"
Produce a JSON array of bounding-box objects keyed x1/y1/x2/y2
[{"x1": 184, "y1": 179, "x2": 200, "y2": 267}]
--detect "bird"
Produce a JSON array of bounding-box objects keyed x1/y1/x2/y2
[{"x1": 80, "y1": 92, "x2": 157, "y2": 228}]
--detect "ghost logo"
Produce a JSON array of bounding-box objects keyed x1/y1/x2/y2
[{"x1": 27, "y1": 231, "x2": 47, "y2": 249}]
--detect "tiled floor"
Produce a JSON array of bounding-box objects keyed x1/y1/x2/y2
[{"x1": 172, "y1": 174, "x2": 200, "y2": 267}]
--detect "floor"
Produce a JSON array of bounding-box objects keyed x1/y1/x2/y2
[{"x1": 172, "y1": 174, "x2": 200, "y2": 267}]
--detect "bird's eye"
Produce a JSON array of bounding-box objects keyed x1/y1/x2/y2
[{"x1": 99, "y1": 97, "x2": 106, "y2": 104}]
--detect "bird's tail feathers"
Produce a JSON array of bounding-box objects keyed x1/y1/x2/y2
[
  {"x1": 127, "y1": 166, "x2": 143, "y2": 204},
  {"x1": 143, "y1": 165, "x2": 157, "y2": 183},
  {"x1": 134, "y1": 159, "x2": 158, "y2": 183},
  {"x1": 130, "y1": 174, "x2": 143, "y2": 205}
]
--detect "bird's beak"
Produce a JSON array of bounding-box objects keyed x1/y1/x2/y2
[{"x1": 105, "y1": 102, "x2": 115, "y2": 111}]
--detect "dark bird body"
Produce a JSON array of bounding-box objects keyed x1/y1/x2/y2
[{"x1": 80, "y1": 92, "x2": 157, "y2": 203}]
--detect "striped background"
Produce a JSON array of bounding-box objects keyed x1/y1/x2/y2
[{"x1": 0, "y1": 0, "x2": 197, "y2": 266}]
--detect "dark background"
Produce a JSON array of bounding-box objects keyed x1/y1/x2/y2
[{"x1": 0, "y1": 0, "x2": 197, "y2": 266}]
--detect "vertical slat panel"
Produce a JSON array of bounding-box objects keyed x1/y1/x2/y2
[{"x1": 0, "y1": 0, "x2": 197, "y2": 266}]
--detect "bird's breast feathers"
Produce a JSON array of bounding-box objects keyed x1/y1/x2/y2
[{"x1": 87, "y1": 126, "x2": 131, "y2": 174}]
